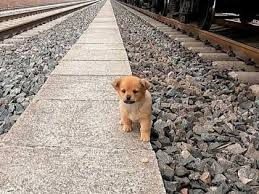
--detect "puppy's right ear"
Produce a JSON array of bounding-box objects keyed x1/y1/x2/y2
[{"x1": 112, "y1": 78, "x2": 121, "y2": 91}]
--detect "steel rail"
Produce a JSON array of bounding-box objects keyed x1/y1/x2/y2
[
  {"x1": 0, "y1": 0, "x2": 99, "y2": 40},
  {"x1": 121, "y1": 2, "x2": 259, "y2": 64}
]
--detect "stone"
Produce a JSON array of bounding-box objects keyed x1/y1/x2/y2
[
  {"x1": 164, "y1": 146, "x2": 178, "y2": 154},
  {"x1": 160, "y1": 163, "x2": 175, "y2": 181},
  {"x1": 175, "y1": 166, "x2": 189, "y2": 177},
  {"x1": 193, "y1": 124, "x2": 209, "y2": 135},
  {"x1": 163, "y1": 113, "x2": 177, "y2": 121},
  {"x1": 156, "y1": 150, "x2": 173, "y2": 165},
  {"x1": 180, "y1": 188, "x2": 188, "y2": 194},
  {"x1": 238, "y1": 165, "x2": 258, "y2": 184},
  {"x1": 211, "y1": 161, "x2": 224, "y2": 175},
  {"x1": 200, "y1": 171, "x2": 211, "y2": 184},
  {"x1": 201, "y1": 133, "x2": 216, "y2": 142},
  {"x1": 188, "y1": 172, "x2": 200, "y2": 181},
  {"x1": 174, "y1": 176, "x2": 190, "y2": 186},
  {"x1": 141, "y1": 158, "x2": 149, "y2": 163},
  {"x1": 225, "y1": 143, "x2": 247, "y2": 154},
  {"x1": 245, "y1": 144, "x2": 259, "y2": 160},
  {"x1": 159, "y1": 136, "x2": 172, "y2": 146},
  {"x1": 189, "y1": 189, "x2": 205, "y2": 194},
  {"x1": 212, "y1": 174, "x2": 227, "y2": 185},
  {"x1": 0, "y1": 107, "x2": 9, "y2": 121},
  {"x1": 181, "y1": 150, "x2": 195, "y2": 165},
  {"x1": 153, "y1": 119, "x2": 167, "y2": 137},
  {"x1": 164, "y1": 181, "x2": 178, "y2": 193}
]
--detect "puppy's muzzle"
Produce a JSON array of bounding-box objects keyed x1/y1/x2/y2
[
  {"x1": 124, "y1": 100, "x2": 135, "y2": 104},
  {"x1": 124, "y1": 95, "x2": 135, "y2": 104}
]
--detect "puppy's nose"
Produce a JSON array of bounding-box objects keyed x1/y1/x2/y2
[{"x1": 126, "y1": 95, "x2": 131, "y2": 100}]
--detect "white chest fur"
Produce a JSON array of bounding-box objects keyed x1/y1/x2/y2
[{"x1": 123, "y1": 103, "x2": 141, "y2": 122}]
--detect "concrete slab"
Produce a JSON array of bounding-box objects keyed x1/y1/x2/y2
[
  {"x1": 72, "y1": 43, "x2": 125, "y2": 50},
  {"x1": 77, "y1": 34, "x2": 123, "y2": 44},
  {"x1": 93, "y1": 18, "x2": 116, "y2": 22},
  {"x1": 157, "y1": 26, "x2": 175, "y2": 32},
  {"x1": 188, "y1": 46, "x2": 219, "y2": 53},
  {"x1": 85, "y1": 27, "x2": 120, "y2": 34},
  {"x1": 2, "y1": 100, "x2": 151, "y2": 150},
  {"x1": 228, "y1": 71, "x2": 259, "y2": 84},
  {"x1": 36, "y1": 75, "x2": 118, "y2": 101},
  {"x1": 62, "y1": 45, "x2": 128, "y2": 61},
  {"x1": 52, "y1": 61, "x2": 131, "y2": 75},
  {"x1": 212, "y1": 61, "x2": 258, "y2": 71},
  {"x1": 198, "y1": 53, "x2": 237, "y2": 61},
  {"x1": 0, "y1": 146, "x2": 165, "y2": 194},
  {"x1": 168, "y1": 34, "x2": 189, "y2": 39},
  {"x1": 88, "y1": 23, "x2": 118, "y2": 29},
  {"x1": 175, "y1": 37, "x2": 197, "y2": 42},
  {"x1": 181, "y1": 41, "x2": 206, "y2": 47},
  {"x1": 163, "y1": 31, "x2": 183, "y2": 35}
]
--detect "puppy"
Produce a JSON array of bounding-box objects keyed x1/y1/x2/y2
[{"x1": 112, "y1": 75, "x2": 152, "y2": 142}]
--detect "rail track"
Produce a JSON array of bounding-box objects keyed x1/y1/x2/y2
[
  {"x1": 117, "y1": 1, "x2": 259, "y2": 96},
  {"x1": 0, "y1": 0, "x2": 98, "y2": 41},
  {"x1": 0, "y1": 1, "x2": 85, "y2": 22},
  {"x1": 119, "y1": 1, "x2": 259, "y2": 66}
]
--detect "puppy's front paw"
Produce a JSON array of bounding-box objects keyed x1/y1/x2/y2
[
  {"x1": 140, "y1": 132, "x2": 150, "y2": 142},
  {"x1": 119, "y1": 120, "x2": 123, "y2": 125},
  {"x1": 122, "y1": 125, "x2": 133, "y2": 132}
]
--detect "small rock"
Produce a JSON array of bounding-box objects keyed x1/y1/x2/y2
[
  {"x1": 153, "y1": 119, "x2": 167, "y2": 137},
  {"x1": 180, "y1": 188, "x2": 188, "y2": 194},
  {"x1": 238, "y1": 165, "x2": 258, "y2": 184},
  {"x1": 175, "y1": 166, "x2": 189, "y2": 177},
  {"x1": 201, "y1": 133, "x2": 216, "y2": 142},
  {"x1": 141, "y1": 158, "x2": 149, "y2": 163},
  {"x1": 208, "y1": 142, "x2": 222, "y2": 150},
  {"x1": 164, "y1": 181, "x2": 178, "y2": 193},
  {"x1": 166, "y1": 88, "x2": 177, "y2": 97},
  {"x1": 0, "y1": 107, "x2": 8, "y2": 121},
  {"x1": 156, "y1": 150, "x2": 173, "y2": 165},
  {"x1": 174, "y1": 176, "x2": 190, "y2": 186},
  {"x1": 160, "y1": 163, "x2": 174, "y2": 181},
  {"x1": 159, "y1": 136, "x2": 171, "y2": 146},
  {"x1": 193, "y1": 124, "x2": 209, "y2": 135},
  {"x1": 189, "y1": 172, "x2": 200, "y2": 180},
  {"x1": 245, "y1": 144, "x2": 259, "y2": 160},
  {"x1": 152, "y1": 140, "x2": 162, "y2": 150},
  {"x1": 225, "y1": 143, "x2": 247, "y2": 154},
  {"x1": 200, "y1": 171, "x2": 211, "y2": 184},
  {"x1": 212, "y1": 174, "x2": 226, "y2": 185},
  {"x1": 181, "y1": 150, "x2": 195, "y2": 165},
  {"x1": 15, "y1": 103, "x2": 24, "y2": 115},
  {"x1": 164, "y1": 146, "x2": 178, "y2": 154},
  {"x1": 163, "y1": 112, "x2": 177, "y2": 121},
  {"x1": 189, "y1": 189, "x2": 205, "y2": 194},
  {"x1": 211, "y1": 161, "x2": 224, "y2": 175}
]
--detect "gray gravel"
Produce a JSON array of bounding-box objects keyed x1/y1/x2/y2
[
  {"x1": 112, "y1": 1, "x2": 259, "y2": 193},
  {"x1": 0, "y1": 0, "x2": 105, "y2": 135}
]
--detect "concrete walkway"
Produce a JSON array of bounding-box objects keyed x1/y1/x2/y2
[{"x1": 0, "y1": 0, "x2": 165, "y2": 193}]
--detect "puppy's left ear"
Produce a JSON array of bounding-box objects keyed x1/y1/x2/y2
[
  {"x1": 140, "y1": 79, "x2": 150, "y2": 90},
  {"x1": 112, "y1": 78, "x2": 121, "y2": 91}
]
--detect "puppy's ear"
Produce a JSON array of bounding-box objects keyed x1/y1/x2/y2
[
  {"x1": 112, "y1": 78, "x2": 121, "y2": 90},
  {"x1": 140, "y1": 79, "x2": 150, "y2": 90}
]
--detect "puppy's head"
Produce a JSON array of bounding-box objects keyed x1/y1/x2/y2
[{"x1": 112, "y1": 76, "x2": 150, "y2": 104}]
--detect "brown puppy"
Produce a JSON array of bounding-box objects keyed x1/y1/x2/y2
[{"x1": 112, "y1": 75, "x2": 152, "y2": 142}]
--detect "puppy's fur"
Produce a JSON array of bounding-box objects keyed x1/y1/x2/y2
[{"x1": 112, "y1": 75, "x2": 152, "y2": 142}]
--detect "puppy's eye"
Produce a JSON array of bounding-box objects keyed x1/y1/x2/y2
[
  {"x1": 133, "y1": 90, "x2": 138, "y2": 94},
  {"x1": 121, "y1": 89, "x2": 126, "y2": 93}
]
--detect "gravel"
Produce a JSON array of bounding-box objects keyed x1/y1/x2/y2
[
  {"x1": 0, "y1": 0, "x2": 105, "y2": 135},
  {"x1": 112, "y1": 1, "x2": 259, "y2": 193}
]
